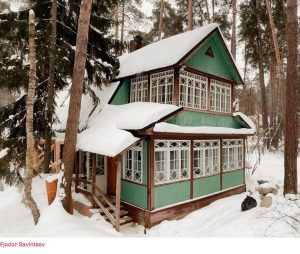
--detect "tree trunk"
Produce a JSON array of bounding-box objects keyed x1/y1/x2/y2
[
  {"x1": 0, "y1": 87, "x2": 13, "y2": 108},
  {"x1": 231, "y1": 0, "x2": 237, "y2": 60},
  {"x1": 24, "y1": 9, "x2": 40, "y2": 225},
  {"x1": 188, "y1": 0, "x2": 193, "y2": 31},
  {"x1": 120, "y1": 0, "x2": 125, "y2": 51},
  {"x1": 204, "y1": 0, "x2": 210, "y2": 23},
  {"x1": 44, "y1": 0, "x2": 58, "y2": 174},
  {"x1": 115, "y1": 3, "x2": 119, "y2": 41},
  {"x1": 284, "y1": 0, "x2": 298, "y2": 195},
  {"x1": 62, "y1": 0, "x2": 93, "y2": 214},
  {"x1": 256, "y1": 0, "x2": 269, "y2": 149},
  {"x1": 212, "y1": 0, "x2": 215, "y2": 22},
  {"x1": 265, "y1": 0, "x2": 284, "y2": 138},
  {"x1": 158, "y1": 0, "x2": 164, "y2": 40}
]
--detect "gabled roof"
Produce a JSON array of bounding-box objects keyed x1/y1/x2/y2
[{"x1": 116, "y1": 23, "x2": 243, "y2": 83}]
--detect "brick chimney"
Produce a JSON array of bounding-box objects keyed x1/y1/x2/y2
[{"x1": 129, "y1": 35, "x2": 144, "y2": 53}]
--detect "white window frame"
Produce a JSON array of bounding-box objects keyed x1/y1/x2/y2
[
  {"x1": 122, "y1": 142, "x2": 143, "y2": 184},
  {"x1": 96, "y1": 154, "x2": 105, "y2": 175},
  {"x1": 130, "y1": 75, "x2": 148, "y2": 102},
  {"x1": 150, "y1": 70, "x2": 174, "y2": 104},
  {"x1": 193, "y1": 140, "x2": 220, "y2": 178},
  {"x1": 210, "y1": 79, "x2": 232, "y2": 113},
  {"x1": 179, "y1": 69, "x2": 208, "y2": 109},
  {"x1": 154, "y1": 140, "x2": 190, "y2": 185},
  {"x1": 222, "y1": 139, "x2": 244, "y2": 172}
]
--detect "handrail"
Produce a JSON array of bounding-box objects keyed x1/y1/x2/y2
[
  {"x1": 93, "y1": 195, "x2": 115, "y2": 226},
  {"x1": 94, "y1": 184, "x2": 115, "y2": 212}
]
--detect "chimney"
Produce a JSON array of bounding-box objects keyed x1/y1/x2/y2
[{"x1": 129, "y1": 35, "x2": 144, "y2": 53}]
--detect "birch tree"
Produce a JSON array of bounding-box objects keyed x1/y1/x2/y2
[
  {"x1": 24, "y1": 9, "x2": 40, "y2": 225},
  {"x1": 62, "y1": 0, "x2": 93, "y2": 214}
]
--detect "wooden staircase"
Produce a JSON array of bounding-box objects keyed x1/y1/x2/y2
[{"x1": 95, "y1": 195, "x2": 134, "y2": 227}]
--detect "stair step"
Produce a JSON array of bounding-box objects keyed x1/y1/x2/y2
[
  {"x1": 120, "y1": 216, "x2": 134, "y2": 226},
  {"x1": 103, "y1": 210, "x2": 129, "y2": 220}
]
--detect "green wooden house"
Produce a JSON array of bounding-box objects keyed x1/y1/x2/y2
[{"x1": 56, "y1": 23, "x2": 256, "y2": 231}]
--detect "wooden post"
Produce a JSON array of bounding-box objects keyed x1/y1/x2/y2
[
  {"x1": 115, "y1": 155, "x2": 122, "y2": 231},
  {"x1": 220, "y1": 139, "x2": 223, "y2": 190},
  {"x1": 75, "y1": 150, "x2": 82, "y2": 193},
  {"x1": 173, "y1": 68, "x2": 180, "y2": 106},
  {"x1": 55, "y1": 142, "x2": 61, "y2": 173},
  {"x1": 190, "y1": 139, "x2": 194, "y2": 199},
  {"x1": 92, "y1": 153, "x2": 96, "y2": 208}
]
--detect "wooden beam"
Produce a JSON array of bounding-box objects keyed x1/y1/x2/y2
[
  {"x1": 150, "y1": 137, "x2": 155, "y2": 210},
  {"x1": 114, "y1": 155, "x2": 122, "y2": 231},
  {"x1": 190, "y1": 139, "x2": 194, "y2": 199},
  {"x1": 173, "y1": 67, "x2": 180, "y2": 106},
  {"x1": 220, "y1": 139, "x2": 223, "y2": 190},
  {"x1": 92, "y1": 153, "x2": 96, "y2": 208}
]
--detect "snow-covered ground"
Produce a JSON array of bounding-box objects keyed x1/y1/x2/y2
[{"x1": 0, "y1": 152, "x2": 299, "y2": 238}]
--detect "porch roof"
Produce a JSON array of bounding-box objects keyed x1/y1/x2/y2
[{"x1": 76, "y1": 102, "x2": 179, "y2": 157}]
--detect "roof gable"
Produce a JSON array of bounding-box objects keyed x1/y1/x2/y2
[{"x1": 184, "y1": 30, "x2": 243, "y2": 84}]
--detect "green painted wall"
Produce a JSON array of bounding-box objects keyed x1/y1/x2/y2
[
  {"x1": 222, "y1": 169, "x2": 244, "y2": 190},
  {"x1": 193, "y1": 175, "x2": 220, "y2": 198},
  {"x1": 186, "y1": 31, "x2": 242, "y2": 85},
  {"x1": 168, "y1": 111, "x2": 246, "y2": 128},
  {"x1": 111, "y1": 79, "x2": 130, "y2": 105},
  {"x1": 154, "y1": 181, "x2": 190, "y2": 209},
  {"x1": 121, "y1": 180, "x2": 148, "y2": 209}
]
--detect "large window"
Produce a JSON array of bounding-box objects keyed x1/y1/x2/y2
[
  {"x1": 210, "y1": 79, "x2": 231, "y2": 113},
  {"x1": 193, "y1": 140, "x2": 220, "y2": 178},
  {"x1": 96, "y1": 154, "x2": 105, "y2": 175},
  {"x1": 179, "y1": 70, "x2": 208, "y2": 109},
  {"x1": 150, "y1": 70, "x2": 174, "y2": 104},
  {"x1": 154, "y1": 140, "x2": 190, "y2": 185},
  {"x1": 222, "y1": 139, "x2": 243, "y2": 172},
  {"x1": 130, "y1": 75, "x2": 148, "y2": 102},
  {"x1": 122, "y1": 142, "x2": 143, "y2": 183}
]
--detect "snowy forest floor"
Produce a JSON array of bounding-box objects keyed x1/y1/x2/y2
[{"x1": 1, "y1": 151, "x2": 300, "y2": 237}]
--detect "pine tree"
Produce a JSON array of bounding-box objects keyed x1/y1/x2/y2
[
  {"x1": 284, "y1": 0, "x2": 298, "y2": 195},
  {"x1": 62, "y1": 0, "x2": 93, "y2": 214}
]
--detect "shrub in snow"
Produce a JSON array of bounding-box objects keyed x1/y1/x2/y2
[{"x1": 241, "y1": 196, "x2": 257, "y2": 211}]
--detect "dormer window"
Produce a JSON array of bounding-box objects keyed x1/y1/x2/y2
[
  {"x1": 130, "y1": 75, "x2": 148, "y2": 102},
  {"x1": 150, "y1": 70, "x2": 174, "y2": 104}
]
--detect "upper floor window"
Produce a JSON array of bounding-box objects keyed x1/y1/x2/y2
[
  {"x1": 193, "y1": 140, "x2": 220, "y2": 178},
  {"x1": 154, "y1": 140, "x2": 190, "y2": 185},
  {"x1": 222, "y1": 139, "x2": 243, "y2": 172},
  {"x1": 210, "y1": 79, "x2": 231, "y2": 113},
  {"x1": 150, "y1": 70, "x2": 174, "y2": 104},
  {"x1": 179, "y1": 69, "x2": 208, "y2": 110},
  {"x1": 130, "y1": 75, "x2": 148, "y2": 102},
  {"x1": 122, "y1": 142, "x2": 143, "y2": 184}
]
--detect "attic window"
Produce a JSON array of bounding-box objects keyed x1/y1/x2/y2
[{"x1": 205, "y1": 47, "x2": 214, "y2": 58}]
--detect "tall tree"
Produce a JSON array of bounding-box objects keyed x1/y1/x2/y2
[
  {"x1": 188, "y1": 0, "x2": 193, "y2": 31},
  {"x1": 284, "y1": 0, "x2": 298, "y2": 195},
  {"x1": 158, "y1": 0, "x2": 164, "y2": 39},
  {"x1": 62, "y1": 0, "x2": 93, "y2": 214},
  {"x1": 24, "y1": 9, "x2": 40, "y2": 225},
  {"x1": 231, "y1": 0, "x2": 237, "y2": 60},
  {"x1": 44, "y1": 0, "x2": 58, "y2": 173}
]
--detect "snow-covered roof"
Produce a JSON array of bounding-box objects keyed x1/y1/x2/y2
[
  {"x1": 54, "y1": 82, "x2": 119, "y2": 132},
  {"x1": 153, "y1": 123, "x2": 255, "y2": 135},
  {"x1": 233, "y1": 112, "x2": 257, "y2": 132},
  {"x1": 117, "y1": 23, "x2": 219, "y2": 79},
  {"x1": 76, "y1": 103, "x2": 179, "y2": 157}
]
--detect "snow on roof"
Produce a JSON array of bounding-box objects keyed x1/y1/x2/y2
[
  {"x1": 76, "y1": 103, "x2": 179, "y2": 157},
  {"x1": 233, "y1": 112, "x2": 257, "y2": 132},
  {"x1": 117, "y1": 23, "x2": 219, "y2": 79},
  {"x1": 153, "y1": 122, "x2": 255, "y2": 135},
  {"x1": 53, "y1": 82, "x2": 119, "y2": 132}
]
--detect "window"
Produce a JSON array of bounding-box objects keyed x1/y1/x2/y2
[
  {"x1": 130, "y1": 75, "x2": 148, "y2": 102},
  {"x1": 96, "y1": 154, "x2": 105, "y2": 175},
  {"x1": 179, "y1": 70, "x2": 208, "y2": 109},
  {"x1": 150, "y1": 70, "x2": 174, "y2": 104},
  {"x1": 222, "y1": 139, "x2": 243, "y2": 172},
  {"x1": 122, "y1": 142, "x2": 143, "y2": 183},
  {"x1": 193, "y1": 140, "x2": 220, "y2": 178},
  {"x1": 210, "y1": 79, "x2": 231, "y2": 113},
  {"x1": 154, "y1": 140, "x2": 190, "y2": 185}
]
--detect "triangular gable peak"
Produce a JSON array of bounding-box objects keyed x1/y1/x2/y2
[{"x1": 181, "y1": 29, "x2": 243, "y2": 85}]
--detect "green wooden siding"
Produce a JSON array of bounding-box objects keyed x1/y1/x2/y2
[
  {"x1": 154, "y1": 181, "x2": 190, "y2": 209},
  {"x1": 168, "y1": 111, "x2": 246, "y2": 128},
  {"x1": 193, "y1": 175, "x2": 221, "y2": 198},
  {"x1": 186, "y1": 31, "x2": 242, "y2": 85},
  {"x1": 111, "y1": 79, "x2": 130, "y2": 105},
  {"x1": 222, "y1": 169, "x2": 244, "y2": 190},
  {"x1": 121, "y1": 180, "x2": 147, "y2": 209}
]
